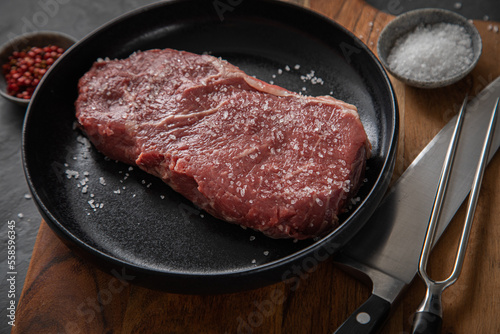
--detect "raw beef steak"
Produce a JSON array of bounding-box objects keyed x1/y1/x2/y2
[{"x1": 75, "y1": 49, "x2": 371, "y2": 239}]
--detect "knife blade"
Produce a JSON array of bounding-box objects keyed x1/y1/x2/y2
[{"x1": 333, "y1": 77, "x2": 500, "y2": 334}]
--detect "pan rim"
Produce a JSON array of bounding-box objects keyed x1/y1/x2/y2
[{"x1": 22, "y1": 0, "x2": 398, "y2": 291}]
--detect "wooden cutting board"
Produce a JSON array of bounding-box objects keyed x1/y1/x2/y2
[{"x1": 12, "y1": 0, "x2": 500, "y2": 333}]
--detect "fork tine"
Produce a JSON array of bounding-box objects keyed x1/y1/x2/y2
[
  {"x1": 447, "y1": 97, "x2": 499, "y2": 284},
  {"x1": 418, "y1": 95, "x2": 468, "y2": 280}
]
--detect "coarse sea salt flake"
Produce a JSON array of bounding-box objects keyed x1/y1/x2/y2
[
  {"x1": 343, "y1": 180, "x2": 351, "y2": 192},
  {"x1": 387, "y1": 23, "x2": 474, "y2": 82},
  {"x1": 65, "y1": 170, "x2": 79, "y2": 179},
  {"x1": 351, "y1": 197, "x2": 361, "y2": 205}
]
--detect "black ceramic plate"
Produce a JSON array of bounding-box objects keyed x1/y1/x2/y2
[{"x1": 23, "y1": 0, "x2": 398, "y2": 293}]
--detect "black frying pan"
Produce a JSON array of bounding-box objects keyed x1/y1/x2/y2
[{"x1": 23, "y1": 0, "x2": 398, "y2": 294}]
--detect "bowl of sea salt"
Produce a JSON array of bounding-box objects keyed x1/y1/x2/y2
[{"x1": 377, "y1": 8, "x2": 482, "y2": 88}]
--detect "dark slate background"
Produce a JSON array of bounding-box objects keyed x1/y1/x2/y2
[{"x1": 366, "y1": 0, "x2": 499, "y2": 20}]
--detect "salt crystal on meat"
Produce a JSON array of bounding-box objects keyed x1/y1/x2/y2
[{"x1": 75, "y1": 48, "x2": 371, "y2": 239}]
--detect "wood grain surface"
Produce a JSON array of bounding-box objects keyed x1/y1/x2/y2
[{"x1": 12, "y1": 0, "x2": 500, "y2": 333}]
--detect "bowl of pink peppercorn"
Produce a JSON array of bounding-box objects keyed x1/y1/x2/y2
[{"x1": 0, "y1": 31, "x2": 76, "y2": 107}]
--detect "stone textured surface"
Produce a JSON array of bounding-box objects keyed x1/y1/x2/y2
[{"x1": 0, "y1": 1, "x2": 161, "y2": 332}]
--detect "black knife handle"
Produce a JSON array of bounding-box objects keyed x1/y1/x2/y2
[
  {"x1": 333, "y1": 294, "x2": 391, "y2": 334},
  {"x1": 410, "y1": 311, "x2": 443, "y2": 334}
]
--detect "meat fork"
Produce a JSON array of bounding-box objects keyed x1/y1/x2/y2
[{"x1": 410, "y1": 96, "x2": 499, "y2": 334}]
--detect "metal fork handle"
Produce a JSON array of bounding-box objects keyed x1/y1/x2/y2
[
  {"x1": 451, "y1": 98, "x2": 499, "y2": 281},
  {"x1": 411, "y1": 97, "x2": 499, "y2": 334}
]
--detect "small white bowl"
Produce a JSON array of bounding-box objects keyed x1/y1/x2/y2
[
  {"x1": 0, "y1": 31, "x2": 76, "y2": 107},
  {"x1": 377, "y1": 8, "x2": 482, "y2": 89}
]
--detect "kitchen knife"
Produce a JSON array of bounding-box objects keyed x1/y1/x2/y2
[{"x1": 333, "y1": 77, "x2": 500, "y2": 334}]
